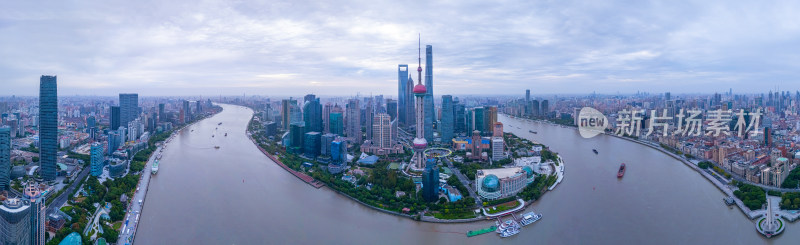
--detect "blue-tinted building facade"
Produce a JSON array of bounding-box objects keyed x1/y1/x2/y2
[
  {"x1": 39, "y1": 75, "x2": 58, "y2": 181},
  {"x1": 422, "y1": 159, "x2": 439, "y2": 202},
  {"x1": 289, "y1": 123, "x2": 305, "y2": 153},
  {"x1": 440, "y1": 95, "x2": 454, "y2": 143},
  {"x1": 90, "y1": 143, "x2": 104, "y2": 177},
  {"x1": 110, "y1": 106, "x2": 120, "y2": 130},
  {"x1": 329, "y1": 112, "x2": 343, "y2": 136},
  {"x1": 331, "y1": 140, "x2": 346, "y2": 164},
  {"x1": 454, "y1": 100, "x2": 466, "y2": 134},
  {"x1": 119, "y1": 93, "x2": 138, "y2": 127},
  {"x1": 304, "y1": 132, "x2": 321, "y2": 158},
  {"x1": 424, "y1": 45, "x2": 434, "y2": 141},
  {"x1": 397, "y1": 64, "x2": 409, "y2": 126},
  {"x1": 0, "y1": 127, "x2": 10, "y2": 190},
  {"x1": 108, "y1": 130, "x2": 120, "y2": 154},
  {"x1": 303, "y1": 94, "x2": 323, "y2": 133}
]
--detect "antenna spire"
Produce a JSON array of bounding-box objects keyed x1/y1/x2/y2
[{"x1": 417, "y1": 33, "x2": 423, "y2": 86}]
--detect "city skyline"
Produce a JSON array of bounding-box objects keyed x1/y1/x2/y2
[{"x1": 3, "y1": 1, "x2": 800, "y2": 96}]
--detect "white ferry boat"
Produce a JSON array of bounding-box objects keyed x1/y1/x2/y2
[
  {"x1": 496, "y1": 220, "x2": 521, "y2": 237},
  {"x1": 520, "y1": 212, "x2": 542, "y2": 226}
]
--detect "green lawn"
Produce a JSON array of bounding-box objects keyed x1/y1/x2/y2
[{"x1": 485, "y1": 200, "x2": 521, "y2": 214}]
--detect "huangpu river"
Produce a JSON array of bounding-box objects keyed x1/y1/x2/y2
[{"x1": 135, "y1": 104, "x2": 795, "y2": 244}]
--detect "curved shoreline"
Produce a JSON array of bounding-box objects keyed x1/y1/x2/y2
[
  {"x1": 245, "y1": 124, "x2": 487, "y2": 223},
  {"x1": 507, "y1": 115, "x2": 800, "y2": 222},
  {"x1": 244, "y1": 110, "x2": 561, "y2": 224}
]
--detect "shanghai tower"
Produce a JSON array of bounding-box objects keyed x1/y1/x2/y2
[{"x1": 424, "y1": 45, "x2": 434, "y2": 142}]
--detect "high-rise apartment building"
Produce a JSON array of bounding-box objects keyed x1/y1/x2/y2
[
  {"x1": 281, "y1": 98, "x2": 297, "y2": 130},
  {"x1": 372, "y1": 113, "x2": 392, "y2": 148}
]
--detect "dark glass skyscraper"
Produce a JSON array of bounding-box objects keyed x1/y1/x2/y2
[
  {"x1": 304, "y1": 132, "x2": 321, "y2": 158},
  {"x1": 329, "y1": 112, "x2": 344, "y2": 136},
  {"x1": 302, "y1": 94, "x2": 322, "y2": 133},
  {"x1": 110, "y1": 106, "x2": 121, "y2": 130},
  {"x1": 424, "y1": 45, "x2": 434, "y2": 141},
  {"x1": 397, "y1": 64, "x2": 409, "y2": 126},
  {"x1": 440, "y1": 95, "x2": 454, "y2": 143},
  {"x1": 158, "y1": 103, "x2": 165, "y2": 123},
  {"x1": 290, "y1": 123, "x2": 305, "y2": 153},
  {"x1": 119, "y1": 93, "x2": 139, "y2": 127},
  {"x1": 454, "y1": 100, "x2": 466, "y2": 135},
  {"x1": 39, "y1": 75, "x2": 58, "y2": 181},
  {"x1": 405, "y1": 76, "x2": 415, "y2": 128},
  {"x1": 531, "y1": 100, "x2": 540, "y2": 117},
  {"x1": 474, "y1": 107, "x2": 485, "y2": 133},
  {"x1": 0, "y1": 127, "x2": 10, "y2": 190},
  {"x1": 386, "y1": 99, "x2": 397, "y2": 121},
  {"x1": 541, "y1": 100, "x2": 549, "y2": 118},
  {"x1": 422, "y1": 159, "x2": 439, "y2": 202}
]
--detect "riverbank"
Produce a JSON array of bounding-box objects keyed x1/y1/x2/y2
[
  {"x1": 246, "y1": 133, "x2": 324, "y2": 188},
  {"x1": 609, "y1": 133, "x2": 800, "y2": 222},
  {"x1": 244, "y1": 118, "x2": 488, "y2": 223},
  {"x1": 122, "y1": 108, "x2": 223, "y2": 244}
]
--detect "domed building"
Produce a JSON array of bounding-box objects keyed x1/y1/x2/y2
[
  {"x1": 475, "y1": 167, "x2": 535, "y2": 200},
  {"x1": 482, "y1": 174, "x2": 499, "y2": 192}
]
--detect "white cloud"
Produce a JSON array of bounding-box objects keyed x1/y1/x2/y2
[{"x1": 1, "y1": 0, "x2": 799, "y2": 96}]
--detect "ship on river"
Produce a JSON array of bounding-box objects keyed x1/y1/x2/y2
[{"x1": 152, "y1": 160, "x2": 159, "y2": 175}]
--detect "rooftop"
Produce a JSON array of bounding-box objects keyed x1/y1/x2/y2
[{"x1": 477, "y1": 167, "x2": 524, "y2": 179}]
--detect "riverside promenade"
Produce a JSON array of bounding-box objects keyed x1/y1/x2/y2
[{"x1": 247, "y1": 133, "x2": 324, "y2": 188}]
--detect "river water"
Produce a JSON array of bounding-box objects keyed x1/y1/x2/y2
[{"x1": 136, "y1": 104, "x2": 794, "y2": 244}]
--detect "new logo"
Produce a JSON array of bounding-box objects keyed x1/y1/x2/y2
[{"x1": 578, "y1": 107, "x2": 608, "y2": 139}]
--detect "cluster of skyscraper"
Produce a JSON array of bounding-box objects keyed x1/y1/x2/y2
[
  {"x1": 397, "y1": 45, "x2": 435, "y2": 143},
  {"x1": 505, "y1": 89, "x2": 550, "y2": 119}
]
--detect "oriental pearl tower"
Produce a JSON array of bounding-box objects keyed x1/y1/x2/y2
[{"x1": 412, "y1": 35, "x2": 428, "y2": 170}]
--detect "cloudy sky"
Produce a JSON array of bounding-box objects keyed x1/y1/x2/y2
[{"x1": 1, "y1": 0, "x2": 799, "y2": 97}]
